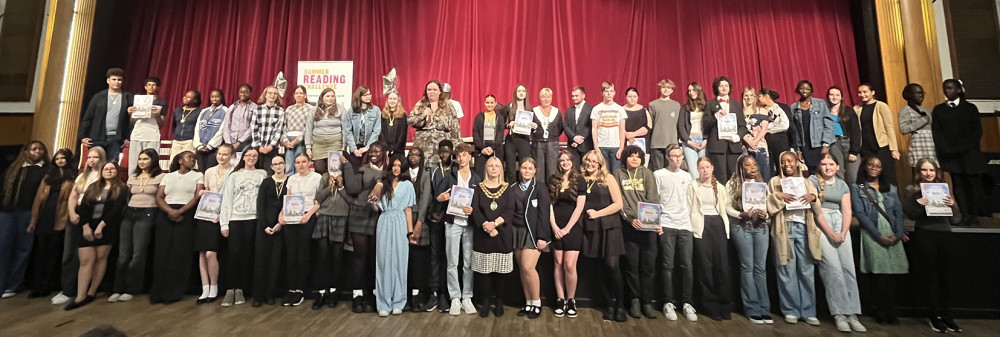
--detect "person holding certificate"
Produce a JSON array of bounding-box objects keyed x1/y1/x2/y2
[
  {"x1": 311, "y1": 155, "x2": 360, "y2": 310},
  {"x1": 902, "y1": 158, "x2": 962, "y2": 333},
  {"x1": 686, "y1": 157, "x2": 732, "y2": 321},
  {"x1": 725, "y1": 155, "x2": 771, "y2": 324},
  {"x1": 126, "y1": 77, "x2": 166, "y2": 174},
  {"x1": 503, "y1": 84, "x2": 539, "y2": 182},
  {"x1": 192, "y1": 145, "x2": 233, "y2": 304},
  {"x1": 348, "y1": 142, "x2": 389, "y2": 313},
  {"x1": 810, "y1": 154, "x2": 865, "y2": 332},
  {"x1": 703, "y1": 77, "x2": 747, "y2": 183},
  {"x1": 611, "y1": 145, "x2": 659, "y2": 319},
  {"x1": 252, "y1": 156, "x2": 288, "y2": 307},
  {"x1": 438, "y1": 143, "x2": 480, "y2": 316},
  {"x1": 150, "y1": 151, "x2": 204, "y2": 304},
  {"x1": 279, "y1": 153, "x2": 321, "y2": 306},
  {"x1": 766, "y1": 151, "x2": 827, "y2": 326}
]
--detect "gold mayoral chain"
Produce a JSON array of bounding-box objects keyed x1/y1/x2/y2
[{"x1": 481, "y1": 182, "x2": 509, "y2": 211}]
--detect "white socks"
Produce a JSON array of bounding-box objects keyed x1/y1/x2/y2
[
  {"x1": 208, "y1": 285, "x2": 218, "y2": 298},
  {"x1": 412, "y1": 289, "x2": 419, "y2": 296},
  {"x1": 200, "y1": 285, "x2": 210, "y2": 299},
  {"x1": 529, "y1": 299, "x2": 541, "y2": 307},
  {"x1": 353, "y1": 289, "x2": 363, "y2": 298}
]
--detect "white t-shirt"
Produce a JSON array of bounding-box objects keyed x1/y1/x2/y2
[
  {"x1": 287, "y1": 171, "x2": 322, "y2": 207},
  {"x1": 654, "y1": 168, "x2": 692, "y2": 231},
  {"x1": 590, "y1": 102, "x2": 628, "y2": 148},
  {"x1": 161, "y1": 170, "x2": 204, "y2": 205},
  {"x1": 451, "y1": 100, "x2": 464, "y2": 119}
]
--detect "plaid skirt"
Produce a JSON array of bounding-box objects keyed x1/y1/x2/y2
[
  {"x1": 348, "y1": 203, "x2": 379, "y2": 235},
  {"x1": 907, "y1": 129, "x2": 936, "y2": 167},
  {"x1": 472, "y1": 251, "x2": 513, "y2": 274},
  {"x1": 312, "y1": 214, "x2": 348, "y2": 242}
]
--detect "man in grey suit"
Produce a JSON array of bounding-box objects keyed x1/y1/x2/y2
[{"x1": 563, "y1": 86, "x2": 594, "y2": 166}]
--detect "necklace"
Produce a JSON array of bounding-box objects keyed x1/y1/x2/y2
[
  {"x1": 180, "y1": 107, "x2": 196, "y2": 123},
  {"x1": 110, "y1": 93, "x2": 120, "y2": 105},
  {"x1": 480, "y1": 182, "x2": 509, "y2": 210},
  {"x1": 274, "y1": 178, "x2": 286, "y2": 198},
  {"x1": 586, "y1": 178, "x2": 598, "y2": 193},
  {"x1": 213, "y1": 167, "x2": 229, "y2": 190},
  {"x1": 138, "y1": 173, "x2": 150, "y2": 191}
]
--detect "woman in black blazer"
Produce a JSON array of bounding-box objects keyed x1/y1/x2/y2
[
  {"x1": 510, "y1": 157, "x2": 551, "y2": 318},
  {"x1": 473, "y1": 95, "x2": 507, "y2": 177},
  {"x1": 931, "y1": 79, "x2": 985, "y2": 226}
]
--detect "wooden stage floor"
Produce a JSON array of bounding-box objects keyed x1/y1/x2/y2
[{"x1": 1, "y1": 294, "x2": 997, "y2": 336}]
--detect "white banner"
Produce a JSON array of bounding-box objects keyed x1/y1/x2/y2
[{"x1": 297, "y1": 61, "x2": 354, "y2": 104}]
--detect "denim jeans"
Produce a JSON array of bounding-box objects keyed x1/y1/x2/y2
[
  {"x1": 600, "y1": 147, "x2": 621, "y2": 172},
  {"x1": 818, "y1": 209, "x2": 861, "y2": 315},
  {"x1": 682, "y1": 136, "x2": 705, "y2": 178},
  {"x1": 0, "y1": 211, "x2": 33, "y2": 292},
  {"x1": 775, "y1": 221, "x2": 816, "y2": 318},
  {"x1": 283, "y1": 143, "x2": 306, "y2": 174},
  {"x1": 445, "y1": 222, "x2": 473, "y2": 300},
  {"x1": 658, "y1": 228, "x2": 693, "y2": 305},
  {"x1": 830, "y1": 138, "x2": 860, "y2": 184},
  {"x1": 752, "y1": 149, "x2": 771, "y2": 182},
  {"x1": 114, "y1": 207, "x2": 156, "y2": 294},
  {"x1": 731, "y1": 224, "x2": 770, "y2": 317}
]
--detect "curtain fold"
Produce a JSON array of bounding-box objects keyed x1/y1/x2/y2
[{"x1": 117, "y1": 0, "x2": 861, "y2": 140}]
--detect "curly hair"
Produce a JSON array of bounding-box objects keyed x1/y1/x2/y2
[{"x1": 549, "y1": 150, "x2": 582, "y2": 201}]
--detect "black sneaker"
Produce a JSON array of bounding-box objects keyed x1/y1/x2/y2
[
  {"x1": 410, "y1": 293, "x2": 425, "y2": 312},
  {"x1": 614, "y1": 306, "x2": 628, "y2": 322},
  {"x1": 554, "y1": 298, "x2": 566, "y2": 317},
  {"x1": 566, "y1": 299, "x2": 578, "y2": 318},
  {"x1": 928, "y1": 317, "x2": 947, "y2": 333},
  {"x1": 602, "y1": 307, "x2": 614, "y2": 321},
  {"x1": 437, "y1": 293, "x2": 449, "y2": 313},
  {"x1": 527, "y1": 305, "x2": 541, "y2": 319},
  {"x1": 422, "y1": 291, "x2": 438, "y2": 312},
  {"x1": 478, "y1": 299, "x2": 492, "y2": 317},
  {"x1": 492, "y1": 298, "x2": 504, "y2": 317},
  {"x1": 941, "y1": 316, "x2": 962, "y2": 332},
  {"x1": 290, "y1": 292, "x2": 304, "y2": 306},
  {"x1": 517, "y1": 305, "x2": 531, "y2": 316},
  {"x1": 403, "y1": 295, "x2": 413, "y2": 312},
  {"x1": 352, "y1": 296, "x2": 364, "y2": 313},
  {"x1": 363, "y1": 296, "x2": 375, "y2": 313},
  {"x1": 324, "y1": 292, "x2": 338, "y2": 308},
  {"x1": 281, "y1": 292, "x2": 296, "y2": 306},
  {"x1": 312, "y1": 293, "x2": 325, "y2": 310},
  {"x1": 641, "y1": 303, "x2": 658, "y2": 319}
]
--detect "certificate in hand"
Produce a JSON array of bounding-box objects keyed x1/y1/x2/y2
[
  {"x1": 512, "y1": 110, "x2": 534, "y2": 135},
  {"x1": 194, "y1": 192, "x2": 223, "y2": 221},
  {"x1": 717, "y1": 112, "x2": 738, "y2": 141},
  {"x1": 327, "y1": 151, "x2": 342, "y2": 178},
  {"x1": 637, "y1": 202, "x2": 661, "y2": 231},
  {"x1": 742, "y1": 182, "x2": 767, "y2": 211},
  {"x1": 446, "y1": 185, "x2": 474, "y2": 217},
  {"x1": 780, "y1": 177, "x2": 810, "y2": 210},
  {"x1": 133, "y1": 95, "x2": 154, "y2": 119},
  {"x1": 283, "y1": 195, "x2": 306, "y2": 224},
  {"x1": 920, "y1": 183, "x2": 953, "y2": 217}
]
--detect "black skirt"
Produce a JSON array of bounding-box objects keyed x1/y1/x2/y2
[{"x1": 193, "y1": 219, "x2": 222, "y2": 252}]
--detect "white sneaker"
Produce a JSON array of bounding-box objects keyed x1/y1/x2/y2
[
  {"x1": 682, "y1": 303, "x2": 698, "y2": 322},
  {"x1": 391, "y1": 309, "x2": 403, "y2": 315},
  {"x1": 378, "y1": 310, "x2": 390, "y2": 317},
  {"x1": 805, "y1": 317, "x2": 821, "y2": 326},
  {"x1": 785, "y1": 315, "x2": 799, "y2": 324},
  {"x1": 663, "y1": 303, "x2": 678, "y2": 321},
  {"x1": 449, "y1": 298, "x2": 462, "y2": 316},
  {"x1": 107, "y1": 293, "x2": 121, "y2": 302},
  {"x1": 51, "y1": 292, "x2": 70, "y2": 305},
  {"x1": 2, "y1": 290, "x2": 16, "y2": 298},
  {"x1": 834, "y1": 315, "x2": 850, "y2": 332},
  {"x1": 118, "y1": 293, "x2": 134, "y2": 301},
  {"x1": 461, "y1": 298, "x2": 476, "y2": 315},
  {"x1": 847, "y1": 315, "x2": 867, "y2": 332}
]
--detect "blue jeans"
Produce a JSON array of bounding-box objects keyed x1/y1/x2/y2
[
  {"x1": 600, "y1": 147, "x2": 621, "y2": 172},
  {"x1": 682, "y1": 136, "x2": 705, "y2": 178},
  {"x1": 284, "y1": 143, "x2": 306, "y2": 174},
  {"x1": 731, "y1": 224, "x2": 770, "y2": 317},
  {"x1": 114, "y1": 207, "x2": 156, "y2": 294},
  {"x1": 92, "y1": 138, "x2": 124, "y2": 164},
  {"x1": 752, "y1": 149, "x2": 770, "y2": 182},
  {"x1": 818, "y1": 209, "x2": 861, "y2": 315},
  {"x1": 0, "y1": 211, "x2": 33, "y2": 292},
  {"x1": 775, "y1": 221, "x2": 816, "y2": 318}
]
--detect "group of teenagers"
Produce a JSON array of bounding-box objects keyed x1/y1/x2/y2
[{"x1": 0, "y1": 67, "x2": 985, "y2": 334}]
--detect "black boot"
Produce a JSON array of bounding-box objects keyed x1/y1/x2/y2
[
  {"x1": 492, "y1": 296, "x2": 504, "y2": 317},
  {"x1": 478, "y1": 297, "x2": 492, "y2": 317},
  {"x1": 627, "y1": 298, "x2": 641, "y2": 318},
  {"x1": 324, "y1": 290, "x2": 339, "y2": 308},
  {"x1": 403, "y1": 294, "x2": 413, "y2": 311},
  {"x1": 351, "y1": 296, "x2": 364, "y2": 313},
  {"x1": 312, "y1": 292, "x2": 325, "y2": 310}
]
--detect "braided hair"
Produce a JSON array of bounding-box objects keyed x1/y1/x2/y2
[{"x1": 695, "y1": 157, "x2": 718, "y2": 200}]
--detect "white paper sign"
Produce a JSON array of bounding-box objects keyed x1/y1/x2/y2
[
  {"x1": 742, "y1": 182, "x2": 767, "y2": 211},
  {"x1": 132, "y1": 95, "x2": 154, "y2": 119},
  {"x1": 780, "y1": 177, "x2": 810, "y2": 210}
]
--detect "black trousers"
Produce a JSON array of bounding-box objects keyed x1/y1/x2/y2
[
  {"x1": 61, "y1": 228, "x2": 79, "y2": 297},
  {"x1": 504, "y1": 135, "x2": 531, "y2": 182},
  {"x1": 475, "y1": 272, "x2": 508, "y2": 305},
  {"x1": 196, "y1": 148, "x2": 218, "y2": 172},
  {"x1": 568, "y1": 142, "x2": 592, "y2": 168},
  {"x1": 622, "y1": 225, "x2": 656, "y2": 303},
  {"x1": 30, "y1": 230, "x2": 64, "y2": 294},
  {"x1": 648, "y1": 148, "x2": 667, "y2": 172},
  {"x1": 253, "y1": 223, "x2": 283, "y2": 301},
  {"x1": 694, "y1": 215, "x2": 732, "y2": 318},
  {"x1": 428, "y1": 219, "x2": 447, "y2": 294},
  {"x1": 951, "y1": 172, "x2": 983, "y2": 223},
  {"x1": 349, "y1": 232, "x2": 375, "y2": 293},
  {"x1": 911, "y1": 229, "x2": 952, "y2": 316},
  {"x1": 226, "y1": 220, "x2": 256, "y2": 290},
  {"x1": 408, "y1": 244, "x2": 431, "y2": 293},
  {"x1": 311, "y1": 238, "x2": 344, "y2": 291},
  {"x1": 150, "y1": 207, "x2": 195, "y2": 302},
  {"x1": 708, "y1": 152, "x2": 740, "y2": 184},
  {"x1": 873, "y1": 274, "x2": 898, "y2": 316},
  {"x1": 283, "y1": 221, "x2": 314, "y2": 291}
]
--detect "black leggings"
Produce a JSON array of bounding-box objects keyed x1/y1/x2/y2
[
  {"x1": 475, "y1": 272, "x2": 508, "y2": 305},
  {"x1": 911, "y1": 230, "x2": 952, "y2": 317},
  {"x1": 312, "y1": 238, "x2": 345, "y2": 291},
  {"x1": 600, "y1": 255, "x2": 623, "y2": 308},
  {"x1": 504, "y1": 135, "x2": 531, "y2": 182},
  {"x1": 350, "y1": 233, "x2": 376, "y2": 293}
]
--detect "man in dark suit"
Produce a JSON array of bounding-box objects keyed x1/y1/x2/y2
[
  {"x1": 78, "y1": 68, "x2": 134, "y2": 163},
  {"x1": 702, "y1": 76, "x2": 747, "y2": 183},
  {"x1": 563, "y1": 86, "x2": 594, "y2": 166}
]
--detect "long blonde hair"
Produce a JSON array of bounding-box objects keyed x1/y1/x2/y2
[
  {"x1": 582, "y1": 150, "x2": 609, "y2": 186},
  {"x1": 382, "y1": 91, "x2": 406, "y2": 119},
  {"x1": 75, "y1": 147, "x2": 107, "y2": 192}
]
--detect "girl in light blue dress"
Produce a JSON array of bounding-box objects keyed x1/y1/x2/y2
[{"x1": 374, "y1": 154, "x2": 415, "y2": 316}]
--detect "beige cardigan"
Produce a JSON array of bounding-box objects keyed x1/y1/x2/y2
[
  {"x1": 686, "y1": 179, "x2": 732, "y2": 239},
  {"x1": 766, "y1": 176, "x2": 823, "y2": 265},
  {"x1": 853, "y1": 100, "x2": 898, "y2": 151}
]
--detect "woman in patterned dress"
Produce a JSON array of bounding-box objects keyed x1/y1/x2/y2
[
  {"x1": 898, "y1": 83, "x2": 936, "y2": 168},
  {"x1": 408, "y1": 80, "x2": 462, "y2": 169},
  {"x1": 471, "y1": 156, "x2": 514, "y2": 317}
]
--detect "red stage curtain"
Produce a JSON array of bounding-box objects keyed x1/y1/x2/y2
[{"x1": 115, "y1": 0, "x2": 860, "y2": 140}]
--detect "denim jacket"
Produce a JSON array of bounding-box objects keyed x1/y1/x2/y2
[
  {"x1": 790, "y1": 97, "x2": 835, "y2": 149},
  {"x1": 343, "y1": 106, "x2": 383, "y2": 152},
  {"x1": 850, "y1": 182, "x2": 905, "y2": 241}
]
